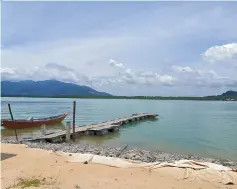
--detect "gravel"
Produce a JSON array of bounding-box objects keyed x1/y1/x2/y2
[{"x1": 2, "y1": 139, "x2": 237, "y2": 169}]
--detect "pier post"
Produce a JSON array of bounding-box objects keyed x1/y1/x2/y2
[
  {"x1": 40, "y1": 124, "x2": 46, "y2": 135},
  {"x1": 73, "y1": 101, "x2": 76, "y2": 141},
  {"x1": 66, "y1": 121, "x2": 71, "y2": 142},
  {"x1": 8, "y1": 103, "x2": 18, "y2": 141}
]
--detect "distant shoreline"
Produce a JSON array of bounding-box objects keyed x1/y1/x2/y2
[{"x1": 1, "y1": 95, "x2": 237, "y2": 101}]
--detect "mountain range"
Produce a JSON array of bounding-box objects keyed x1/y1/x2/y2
[
  {"x1": 220, "y1": 90, "x2": 237, "y2": 97},
  {"x1": 1, "y1": 80, "x2": 237, "y2": 98},
  {"x1": 1, "y1": 80, "x2": 112, "y2": 97}
]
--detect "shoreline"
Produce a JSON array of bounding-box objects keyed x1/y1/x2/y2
[
  {"x1": 2, "y1": 143, "x2": 237, "y2": 189},
  {"x1": 2, "y1": 139, "x2": 237, "y2": 169},
  {"x1": 2, "y1": 95, "x2": 237, "y2": 101}
]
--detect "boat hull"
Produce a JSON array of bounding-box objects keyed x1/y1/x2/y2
[{"x1": 2, "y1": 113, "x2": 69, "y2": 129}]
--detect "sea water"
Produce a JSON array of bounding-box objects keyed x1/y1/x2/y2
[{"x1": 1, "y1": 97, "x2": 237, "y2": 160}]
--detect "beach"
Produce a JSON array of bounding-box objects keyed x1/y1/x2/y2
[
  {"x1": 2, "y1": 1, "x2": 237, "y2": 188},
  {"x1": 1, "y1": 142, "x2": 237, "y2": 189},
  {"x1": 3, "y1": 139, "x2": 237, "y2": 168}
]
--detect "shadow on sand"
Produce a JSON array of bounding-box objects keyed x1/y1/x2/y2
[{"x1": 1, "y1": 153, "x2": 17, "y2": 161}]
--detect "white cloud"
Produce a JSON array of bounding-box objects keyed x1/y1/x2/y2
[
  {"x1": 1, "y1": 59, "x2": 177, "y2": 88},
  {"x1": 208, "y1": 70, "x2": 229, "y2": 80},
  {"x1": 157, "y1": 75, "x2": 175, "y2": 85},
  {"x1": 171, "y1": 64, "x2": 231, "y2": 88},
  {"x1": 172, "y1": 65, "x2": 195, "y2": 73},
  {"x1": 1, "y1": 36, "x2": 135, "y2": 78},
  {"x1": 2, "y1": 3, "x2": 237, "y2": 96},
  {"x1": 45, "y1": 62, "x2": 73, "y2": 72},
  {"x1": 109, "y1": 59, "x2": 176, "y2": 86},
  {"x1": 0, "y1": 67, "x2": 21, "y2": 80},
  {"x1": 1, "y1": 63, "x2": 91, "y2": 86},
  {"x1": 202, "y1": 43, "x2": 237, "y2": 63},
  {"x1": 172, "y1": 65, "x2": 204, "y2": 76},
  {"x1": 172, "y1": 65, "x2": 229, "y2": 79},
  {"x1": 0, "y1": 67, "x2": 16, "y2": 75},
  {"x1": 109, "y1": 59, "x2": 124, "y2": 69}
]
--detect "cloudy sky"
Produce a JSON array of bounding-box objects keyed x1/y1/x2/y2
[{"x1": 1, "y1": 2, "x2": 237, "y2": 96}]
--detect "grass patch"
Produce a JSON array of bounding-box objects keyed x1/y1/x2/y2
[
  {"x1": 17, "y1": 178, "x2": 41, "y2": 188},
  {"x1": 6, "y1": 178, "x2": 41, "y2": 189},
  {"x1": 74, "y1": 185, "x2": 81, "y2": 189},
  {"x1": 6, "y1": 175, "x2": 62, "y2": 189}
]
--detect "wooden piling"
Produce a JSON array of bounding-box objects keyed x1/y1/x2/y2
[
  {"x1": 72, "y1": 101, "x2": 76, "y2": 141},
  {"x1": 116, "y1": 144, "x2": 128, "y2": 157},
  {"x1": 66, "y1": 121, "x2": 71, "y2": 142},
  {"x1": 14, "y1": 130, "x2": 18, "y2": 141},
  {"x1": 8, "y1": 104, "x2": 14, "y2": 120},
  {"x1": 8, "y1": 103, "x2": 18, "y2": 141},
  {"x1": 26, "y1": 113, "x2": 158, "y2": 142},
  {"x1": 40, "y1": 124, "x2": 46, "y2": 135}
]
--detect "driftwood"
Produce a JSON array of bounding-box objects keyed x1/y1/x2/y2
[{"x1": 116, "y1": 144, "x2": 128, "y2": 157}]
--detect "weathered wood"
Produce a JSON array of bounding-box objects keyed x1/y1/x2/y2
[
  {"x1": 95, "y1": 129, "x2": 108, "y2": 136},
  {"x1": 40, "y1": 124, "x2": 46, "y2": 135},
  {"x1": 26, "y1": 113, "x2": 158, "y2": 142},
  {"x1": 88, "y1": 124, "x2": 120, "y2": 131},
  {"x1": 116, "y1": 144, "x2": 128, "y2": 157},
  {"x1": 8, "y1": 104, "x2": 18, "y2": 141},
  {"x1": 8, "y1": 104, "x2": 14, "y2": 121},
  {"x1": 14, "y1": 130, "x2": 18, "y2": 141},
  {"x1": 88, "y1": 124, "x2": 120, "y2": 136},
  {"x1": 66, "y1": 121, "x2": 71, "y2": 143},
  {"x1": 72, "y1": 101, "x2": 76, "y2": 141}
]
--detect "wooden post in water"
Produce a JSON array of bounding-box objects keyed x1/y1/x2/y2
[
  {"x1": 66, "y1": 121, "x2": 71, "y2": 142},
  {"x1": 40, "y1": 124, "x2": 46, "y2": 136},
  {"x1": 8, "y1": 103, "x2": 18, "y2": 141},
  {"x1": 72, "y1": 101, "x2": 76, "y2": 141}
]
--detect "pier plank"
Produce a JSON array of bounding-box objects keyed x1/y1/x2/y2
[{"x1": 26, "y1": 113, "x2": 158, "y2": 142}]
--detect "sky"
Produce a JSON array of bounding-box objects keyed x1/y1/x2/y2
[{"x1": 1, "y1": 1, "x2": 237, "y2": 96}]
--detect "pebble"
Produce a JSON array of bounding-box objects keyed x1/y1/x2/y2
[{"x1": 1, "y1": 139, "x2": 237, "y2": 169}]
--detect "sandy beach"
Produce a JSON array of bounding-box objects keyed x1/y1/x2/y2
[{"x1": 1, "y1": 143, "x2": 237, "y2": 189}]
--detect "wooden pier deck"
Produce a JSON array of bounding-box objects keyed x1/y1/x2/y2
[{"x1": 26, "y1": 113, "x2": 158, "y2": 142}]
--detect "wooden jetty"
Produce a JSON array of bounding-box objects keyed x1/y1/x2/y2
[{"x1": 26, "y1": 113, "x2": 158, "y2": 143}]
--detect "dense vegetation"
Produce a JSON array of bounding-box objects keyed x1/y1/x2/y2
[
  {"x1": 2, "y1": 93, "x2": 237, "y2": 101},
  {"x1": 1, "y1": 80, "x2": 236, "y2": 101}
]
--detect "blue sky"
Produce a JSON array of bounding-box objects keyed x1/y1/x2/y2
[{"x1": 1, "y1": 2, "x2": 237, "y2": 96}]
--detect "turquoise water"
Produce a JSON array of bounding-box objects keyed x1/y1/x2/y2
[{"x1": 1, "y1": 97, "x2": 237, "y2": 160}]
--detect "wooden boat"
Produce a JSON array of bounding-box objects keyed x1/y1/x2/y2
[{"x1": 1, "y1": 112, "x2": 69, "y2": 129}]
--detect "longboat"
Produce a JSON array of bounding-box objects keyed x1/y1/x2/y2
[{"x1": 1, "y1": 112, "x2": 69, "y2": 129}]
